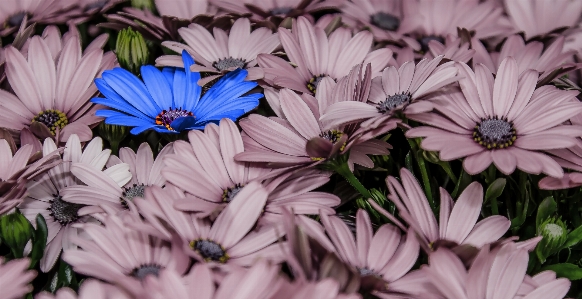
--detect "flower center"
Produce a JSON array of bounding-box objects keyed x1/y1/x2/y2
[
  {"x1": 48, "y1": 194, "x2": 83, "y2": 225},
  {"x1": 377, "y1": 93, "x2": 411, "y2": 113},
  {"x1": 473, "y1": 117, "x2": 516, "y2": 149},
  {"x1": 222, "y1": 184, "x2": 244, "y2": 203},
  {"x1": 320, "y1": 130, "x2": 344, "y2": 144},
  {"x1": 213, "y1": 57, "x2": 246, "y2": 72},
  {"x1": 32, "y1": 110, "x2": 68, "y2": 135},
  {"x1": 155, "y1": 108, "x2": 194, "y2": 131},
  {"x1": 190, "y1": 239, "x2": 229, "y2": 263},
  {"x1": 269, "y1": 6, "x2": 294, "y2": 16},
  {"x1": 131, "y1": 264, "x2": 162, "y2": 281},
  {"x1": 418, "y1": 35, "x2": 445, "y2": 52},
  {"x1": 120, "y1": 183, "x2": 145, "y2": 209},
  {"x1": 358, "y1": 267, "x2": 376, "y2": 277},
  {"x1": 307, "y1": 75, "x2": 326, "y2": 93},
  {"x1": 7, "y1": 12, "x2": 26, "y2": 27},
  {"x1": 543, "y1": 223, "x2": 564, "y2": 239},
  {"x1": 370, "y1": 12, "x2": 400, "y2": 31}
]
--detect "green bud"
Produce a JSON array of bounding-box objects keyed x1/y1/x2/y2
[
  {"x1": 536, "y1": 217, "x2": 568, "y2": 263},
  {"x1": 0, "y1": 213, "x2": 33, "y2": 258},
  {"x1": 116, "y1": 28, "x2": 150, "y2": 75},
  {"x1": 98, "y1": 122, "x2": 129, "y2": 154},
  {"x1": 131, "y1": 0, "x2": 154, "y2": 10},
  {"x1": 422, "y1": 150, "x2": 441, "y2": 164}
]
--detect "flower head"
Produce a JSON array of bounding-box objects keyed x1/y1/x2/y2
[
  {"x1": 212, "y1": 0, "x2": 345, "y2": 22},
  {"x1": 36, "y1": 279, "x2": 132, "y2": 299},
  {"x1": 0, "y1": 0, "x2": 74, "y2": 36},
  {"x1": 505, "y1": 0, "x2": 582, "y2": 40},
  {"x1": 0, "y1": 257, "x2": 36, "y2": 299},
  {"x1": 93, "y1": 50, "x2": 261, "y2": 135},
  {"x1": 407, "y1": 57, "x2": 582, "y2": 177}
]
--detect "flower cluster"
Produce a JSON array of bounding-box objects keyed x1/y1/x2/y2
[{"x1": 3, "y1": 0, "x2": 582, "y2": 298}]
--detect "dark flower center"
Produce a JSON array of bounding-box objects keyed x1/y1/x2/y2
[
  {"x1": 120, "y1": 183, "x2": 145, "y2": 209},
  {"x1": 190, "y1": 239, "x2": 229, "y2": 263},
  {"x1": 7, "y1": 12, "x2": 26, "y2": 27},
  {"x1": 213, "y1": 57, "x2": 246, "y2": 72},
  {"x1": 269, "y1": 6, "x2": 294, "y2": 16},
  {"x1": 370, "y1": 12, "x2": 400, "y2": 31},
  {"x1": 307, "y1": 75, "x2": 327, "y2": 93},
  {"x1": 418, "y1": 35, "x2": 445, "y2": 52},
  {"x1": 320, "y1": 130, "x2": 344, "y2": 144},
  {"x1": 155, "y1": 108, "x2": 194, "y2": 131},
  {"x1": 131, "y1": 264, "x2": 162, "y2": 280},
  {"x1": 377, "y1": 93, "x2": 411, "y2": 113},
  {"x1": 48, "y1": 194, "x2": 83, "y2": 225},
  {"x1": 473, "y1": 117, "x2": 517, "y2": 149},
  {"x1": 358, "y1": 267, "x2": 376, "y2": 276},
  {"x1": 33, "y1": 110, "x2": 68, "y2": 135},
  {"x1": 85, "y1": 0, "x2": 108, "y2": 11},
  {"x1": 222, "y1": 184, "x2": 244, "y2": 203}
]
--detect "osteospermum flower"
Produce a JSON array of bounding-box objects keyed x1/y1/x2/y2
[
  {"x1": 422, "y1": 244, "x2": 571, "y2": 299},
  {"x1": 0, "y1": 258, "x2": 36, "y2": 299},
  {"x1": 36, "y1": 280, "x2": 132, "y2": 299},
  {"x1": 320, "y1": 210, "x2": 422, "y2": 297},
  {"x1": 63, "y1": 213, "x2": 189, "y2": 296},
  {"x1": 538, "y1": 144, "x2": 582, "y2": 190},
  {"x1": 158, "y1": 18, "x2": 280, "y2": 86},
  {"x1": 19, "y1": 135, "x2": 131, "y2": 272},
  {"x1": 61, "y1": 0, "x2": 126, "y2": 24},
  {"x1": 132, "y1": 182, "x2": 286, "y2": 266},
  {"x1": 321, "y1": 56, "x2": 459, "y2": 129},
  {"x1": 407, "y1": 57, "x2": 582, "y2": 177},
  {"x1": 384, "y1": 168, "x2": 510, "y2": 252},
  {"x1": 163, "y1": 118, "x2": 339, "y2": 221},
  {"x1": 0, "y1": 26, "x2": 116, "y2": 142},
  {"x1": 257, "y1": 16, "x2": 392, "y2": 94},
  {"x1": 505, "y1": 0, "x2": 582, "y2": 40},
  {"x1": 212, "y1": 0, "x2": 344, "y2": 22},
  {"x1": 93, "y1": 50, "x2": 261, "y2": 135},
  {"x1": 62, "y1": 142, "x2": 174, "y2": 213},
  {"x1": 0, "y1": 0, "x2": 73, "y2": 36}
]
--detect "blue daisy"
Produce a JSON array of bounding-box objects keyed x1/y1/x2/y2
[{"x1": 92, "y1": 50, "x2": 262, "y2": 134}]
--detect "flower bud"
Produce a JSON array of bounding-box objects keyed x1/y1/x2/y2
[
  {"x1": 536, "y1": 217, "x2": 568, "y2": 263},
  {"x1": 422, "y1": 150, "x2": 441, "y2": 164},
  {"x1": 131, "y1": 0, "x2": 154, "y2": 10},
  {"x1": 0, "y1": 213, "x2": 33, "y2": 258},
  {"x1": 98, "y1": 122, "x2": 129, "y2": 153},
  {"x1": 116, "y1": 28, "x2": 149, "y2": 75}
]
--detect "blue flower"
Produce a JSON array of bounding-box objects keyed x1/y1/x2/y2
[{"x1": 92, "y1": 50, "x2": 262, "y2": 134}]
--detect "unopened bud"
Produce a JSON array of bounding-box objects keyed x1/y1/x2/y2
[
  {"x1": 0, "y1": 212, "x2": 33, "y2": 258},
  {"x1": 98, "y1": 122, "x2": 129, "y2": 154},
  {"x1": 536, "y1": 217, "x2": 568, "y2": 263},
  {"x1": 131, "y1": 0, "x2": 154, "y2": 10},
  {"x1": 116, "y1": 28, "x2": 149, "y2": 75}
]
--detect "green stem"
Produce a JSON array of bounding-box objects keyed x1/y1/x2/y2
[
  {"x1": 110, "y1": 141, "x2": 120, "y2": 156},
  {"x1": 439, "y1": 162, "x2": 458, "y2": 184},
  {"x1": 334, "y1": 160, "x2": 371, "y2": 199},
  {"x1": 416, "y1": 153, "x2": 434, "y2": 210},
  {"x1": 451, "y1": 167, "x2": 466, "y2": 198}
]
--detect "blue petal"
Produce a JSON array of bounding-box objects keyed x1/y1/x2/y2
[
  {"x1": 162, "y1": 68, "x2": 176, "y2": 94},
  {"x1": 197, "y1": 110, "x2": 246, "y2": 125},
  {"x1": 196, "y1": 81, "x2": 258, "y2": 117},
  {"x1": 169, "y1": 116, "x2": 199, "y2": 132},
  {"x1": 102, "y1": 68, "x2": 161, "y2": 117},
  {"x1": 103, "y1": 114, "x2": 154, "y2": 127},
  {"x1": 181, "y1": 50, "x2": 202, "y2": 110},
  {"x1": 141, "y1": 65, "x2": 173, "y2": 111},
  {"x1": 200, "y1": 69, "x2": 249, "y2": 103},
  {"x1": 172, "y1": 68, "x2": 189, "y2": 109},
  {"x1": 93, "y1": 79, "x2": 152, "y2": 120},
  {"x1": 197, "y1": 94, "x2": 260, "y2": 121},
  {"x1": 151, "y1": 126, "x2": 179, "y2": 134},
  {"x1": 130, "y1": 125, "x2": 157, "y2": 135}
]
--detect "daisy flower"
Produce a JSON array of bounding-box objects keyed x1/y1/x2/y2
[
  {"x1": 422, "y1": 243, "x2": 571, "y2": 299},
  {"x1": 320, "y1": 210, "x2": 422, "y2": 297},
  {"x1": 406, "y1": 57, "x2": 582, "y2": 177},
  {"x1": 0, "y1": 0, "x2": 73, "y2": 36},
  {"x1": 162, "y1": 118, "x2": 339, "y2": 222},
  {"x1": 158, "y1": 18, "x2": 280, "y2": 86},
  {"x1": 62, "y1": 142, "x2": 174, "y2": 213},
  {"x1": 0, "y1": 26, "x2": 116, "y2": 142},
  {"x1": 63, "y1": 213, "x2": 190, "y2": 296},
  {"x1": 211, "y1": 0, "x2": 345, "y2": 22},
  {"x1": 36, "y1": 280, "x2": 132, "y2": 299},
  {"x1": 384, "y1": 168, "x2": 510, "y2": 252},
  {"x1": 61, "y1": 0, "x2": 126, "y2": 24},
  {"x1": 426, "y1": 35, "x2": 477, "y2": 64},
  {"x1": 538, "y1": 144, "x2": 582, "y2": 190},
  {"x1": 257, "y1": 16, "x2": 392, "y2": 94},
  {"x1": 0, "y1": 257, "x2": 36, "y2": 299},
  {"x1": 321, "y1": 56, "x2": 460, "y2": 129},
  {"x1": 132, "y1": 182, "x2": 286, "y2": 266},
  {"x1": 19, "y1": 134, "x2": 132, "y2": 272},
  {"x1": 93, "y1": 50, "x2": 261, "y2": 135},
  {"x1": 505, "y1": 0, "x2": 582, "y2": 40}
]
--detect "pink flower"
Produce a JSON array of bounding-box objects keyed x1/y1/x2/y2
[
  {"x1": 163, "y1": 118, "x2": 339, "y2": 222},
  {"x1": 384, "y1": 168, "x2": 510, "y2": 252},
  {"x1": 0, "y1": 0, "x2": 73, "y2": 36},
  {"x1": 19, "y1": 135, "x2": 132, "y2": 272},
  {"x1": 0, "y1": 26, "x2": 116, "y2": 143},
  {"x1": 212, "y1": 0, "x2": 345, "y2": 22},
  {"x1": 132, "y1": 182, "x2": 286, "y2": 267},
  {"x1": 320, "y1": 210, "x2": 422, "y2": 297},
  {"x1": 539, "y1": 144, "x2": 582, "y2": 189},
  {"x1": 158, "y1": 18, "x2": 279, "y2": 86},
  {"x1": 257, "y1": 16, "x2": 392, "y2": 94},
  {"x1": 0, "y1": 257, "x2": 36, "y2": 299},
  {"x1": 36, "y1": 280, "x2": 132, "y2": 299},
  {"x1": 422, "y1": 243, "x2": 570, "y2": 299},
  {"x1": 61, "y1": 142, "x2": 173, "y2": 213},
  {"x1": 426, "y1": 35, "x2": 477, "y2": 64},
  {"x1": 63, "y1": 213, "x2": 189, "y2": 296},
  {"x1": 505, "y1": 0, "x2": 582, "y2": 40},
  {"x1": 339, "y1": 0, "x2": 413, "y2": 42},
  {"x1": 407, "y1": 57, "x2": 582, "y2": 177},
  {"x1": 321, "y1": 56, "x2": 460, "y2": 129}
]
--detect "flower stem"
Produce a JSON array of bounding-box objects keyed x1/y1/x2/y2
[{"x1": 334, "y1": 160, "x2": 371, "y2": 199}]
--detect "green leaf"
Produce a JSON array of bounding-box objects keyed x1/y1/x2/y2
[
  {"x1": 30, "y1": 214, "x2": 48, "y2": 269},
  {"x1": 536, "y1": 196, "x2": 557, "y2": 228},
  {"x1": 563, "y1": 225, "x2": 582, "y2": 248},
  {"x1": 541, "y1": 263, "x2": 582, "y2": 280},
  {"x1": 484, "y1": 178, "x2": 506, "y2": 204}
]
